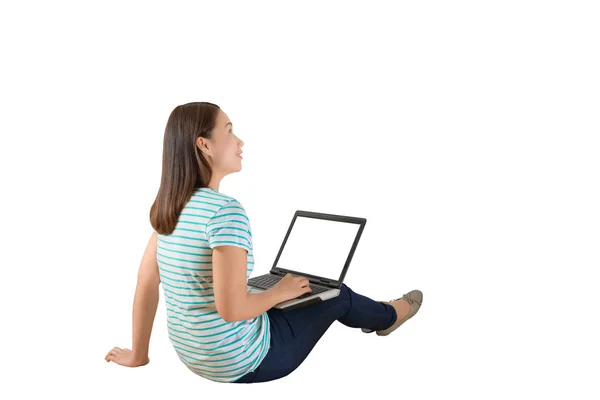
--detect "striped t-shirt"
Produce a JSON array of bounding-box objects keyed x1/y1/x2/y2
[{"x1": 156, "y1": 187, "x2": 271, "y2": 383}]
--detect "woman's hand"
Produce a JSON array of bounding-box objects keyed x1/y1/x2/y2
[
  {"x1": 272, "y1": 273, "x2": 313, "y2": 301},
  {"x1": 105, "y1": 347, "x2": 149, "y2": 368}
]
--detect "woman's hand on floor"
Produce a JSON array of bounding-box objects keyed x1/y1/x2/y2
[{"x1": 105, "y1": 347, "x2": 149, "y2": 368}]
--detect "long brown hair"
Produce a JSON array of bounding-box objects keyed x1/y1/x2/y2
[{"x1": 150, "y1": 102, "x2": 220, "y2": 234}]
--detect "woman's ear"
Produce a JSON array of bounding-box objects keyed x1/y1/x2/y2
[{"x1": 196, "y1": 137, "x2": 210, "y2": 156}]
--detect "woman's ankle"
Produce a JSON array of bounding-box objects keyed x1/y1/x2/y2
[{"x1": 391, "y1": 299, "x2": 410, "y2": 321}]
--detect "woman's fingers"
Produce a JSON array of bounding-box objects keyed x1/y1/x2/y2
[{"x1": 105, "y1": 347, "x2": 122, "y2": 362}]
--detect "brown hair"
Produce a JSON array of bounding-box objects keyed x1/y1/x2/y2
[{"x1": 150, "y1": 102, "x2": 221, "y2": 234}]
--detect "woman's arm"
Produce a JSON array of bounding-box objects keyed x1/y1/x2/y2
[
  {"x1": 130, "y1": 278, "x2": 160, "y2": 363},
  {"x1": 106, "y1": 232, "x2": 161, "y2": 367}
]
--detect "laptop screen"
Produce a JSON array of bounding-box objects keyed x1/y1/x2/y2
[{"x1": 274, "y1": 215, "x2": 361, "y2": 282}]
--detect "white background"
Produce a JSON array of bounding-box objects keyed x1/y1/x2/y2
[{"x1": 1, "y1": 0, "x2": 598, "y2": 398}]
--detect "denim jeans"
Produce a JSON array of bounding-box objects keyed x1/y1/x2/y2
[{"x1": 232, "y1": 283, "x2": 397, "y2": 383}]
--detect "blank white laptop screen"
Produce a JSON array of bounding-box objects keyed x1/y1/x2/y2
[{"x1": 275, "y1": 216, "x2": 361, "y2": 282}]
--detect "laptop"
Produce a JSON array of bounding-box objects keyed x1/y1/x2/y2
[{"x1": 246, "y1": 210, "x2": 367, "y2": 312}]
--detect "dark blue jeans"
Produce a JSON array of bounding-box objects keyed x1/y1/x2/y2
[{"x1": 232, "y1": 283, "x2": 397, "y2": 383}]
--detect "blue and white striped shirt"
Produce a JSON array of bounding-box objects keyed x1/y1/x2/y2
[{"x1": 156, "y1": 187, "x2": 270, "y2": 383}]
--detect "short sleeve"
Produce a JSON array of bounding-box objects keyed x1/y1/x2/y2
[{"x1": 206, "y1": 198, "x2": 252, "y2": 252}]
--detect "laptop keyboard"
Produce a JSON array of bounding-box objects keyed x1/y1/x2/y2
[{"x1": 248, "y1": 274, "x2": 330, "y2": 299}]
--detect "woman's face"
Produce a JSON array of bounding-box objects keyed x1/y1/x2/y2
[{"x1": 198, "y1": 110, "x2": 244, "y2": 173}]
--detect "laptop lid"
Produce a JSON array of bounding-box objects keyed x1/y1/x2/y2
[{"x1": 269, "y1": 210, "x2": 367, "y2": 289}]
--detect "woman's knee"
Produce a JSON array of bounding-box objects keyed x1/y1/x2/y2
[
  {"x1": 338, "y1": 283, "x2": 352, "y2": 306},
  {"x1": 339, "y1": 283, "x2": 352, "y2": 298}
]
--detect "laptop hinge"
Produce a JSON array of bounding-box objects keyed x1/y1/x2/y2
[
  {"x1": 316, "y1": 278, "x2": 336, "y2": 288},
  {"x1": 273, "y1": 272, "x2": 335, "y2": 287}
]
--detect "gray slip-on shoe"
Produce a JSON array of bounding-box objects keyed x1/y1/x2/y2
[
  {"x1": 361, "y1": 290, "x2": 423, "y2": 335},
  {"x1": 376, "y1": 290, "x2": 423, "y2": 336}
]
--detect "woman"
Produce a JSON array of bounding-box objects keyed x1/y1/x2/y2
[{"x1": 104, "y1": 102, "x2": 424, "y2": 383}]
